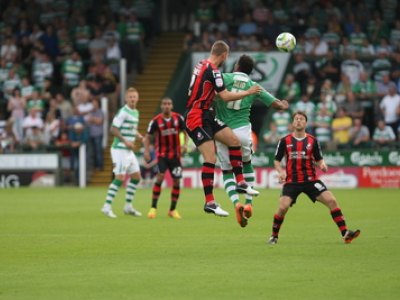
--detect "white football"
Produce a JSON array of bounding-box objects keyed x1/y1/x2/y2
[{"x1": 276, "y1": 32, "x2": 296, "y2": 52}]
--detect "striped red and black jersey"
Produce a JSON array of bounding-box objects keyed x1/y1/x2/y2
[
  {"x1": 275, "y1": 133, "x2": 323, "y2": 183},
  {"x1": 147, "y1": 112, "x2": 185, "y2": 159},
  {"x1": 186, "y1": 59, "x2": 225, "y2": 110}
]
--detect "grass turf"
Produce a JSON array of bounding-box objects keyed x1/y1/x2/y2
[{"x1": 0, "y1": 187, "x2": 399, "y2": 300}]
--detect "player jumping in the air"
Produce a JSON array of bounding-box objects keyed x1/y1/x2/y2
[
  {"x1": 214, "y1": 54, "x2": 289, "y2": 227},
  {"x1": 267, "y1": 111, "x2": 360, "y2": 244},
  {"x1": 143, "y1": 97, "x2": 188, "y2": 220},
  {"x1": 185, "y1": 40, "x2": 262, "y2": 217}
]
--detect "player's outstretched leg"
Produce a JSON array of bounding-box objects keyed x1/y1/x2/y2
[
  {"x1": 101, "y1": 178, "x2": 122, "y2": 218},
  {"x1": 222, "y1": 170, "x2": 247, "y2": 227},
  {"x1": 227, "y1": 146, "x2": 259, "y2": 197},
  {"x1": 202, "y1": 162, "x2": 229, "y2": 217},
  {"x1": 318, "y1": 190, "x2": 361, "y2": 244}
]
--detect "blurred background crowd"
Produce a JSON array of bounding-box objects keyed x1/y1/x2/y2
[{"x1": 0, "y1": 0, "x2": 400, "y2": 181}]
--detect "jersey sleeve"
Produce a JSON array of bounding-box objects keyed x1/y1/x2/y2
[
  {"x1": 274, "y1": 138, "x2": 286, "y2": 161},
  {"x1": 178, "y1": 114, "x2": 185, "y2": 130},
  {"x1": 207, "y1": 66, "x2": 225, "y2": 93},
  {"x1": 258, "y1": 84, "x2": 278, "y2": 107},
  {"x1": 112, "y1": 111, "x2": 125, "y2": 128},
  {"x1": 313, "y1": 138, "x2": 323, "y2": 161},
  {"x1": 147, "y1": 118, "x2": 157, "y2": 134}
]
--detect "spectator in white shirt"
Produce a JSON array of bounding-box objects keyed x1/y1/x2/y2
[
  {"x1": 379, "y1": 85, "x2": 400, "y2": 138},
  {"x1": 373, "y1": 120, "x2": 396, "y2": 146}
]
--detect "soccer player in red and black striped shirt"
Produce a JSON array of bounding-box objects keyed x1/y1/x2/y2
[
  {"x1": 185, "y1": 40, "x2": 262, "y2": 217},
  {"x1": 144, "y1": 98, "x2": 187, "y2": 219},
  {"x1": 267, "y1": 111, "x2": 360, "y2": 245}
]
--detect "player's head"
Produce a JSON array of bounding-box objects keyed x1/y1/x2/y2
[
  {"x1": 211, "y1": 40, "x2": 230, "y2": 66},
  {"x1": 291, "y1": 111, "x2": 308, "y2": 132},
  {"x1": 235, "y1": 54, "x2": 254, "y2": 75},
  {"x1": 160, "y1": 97, "x2": 173, "y2": 114},
  {"x1": 125, "y1": 87, "x2": 139, "y2": 108}
]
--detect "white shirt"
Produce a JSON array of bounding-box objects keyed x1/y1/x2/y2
[{"x1": 380, "y1": 94, "x2": 400, "y2": 123}]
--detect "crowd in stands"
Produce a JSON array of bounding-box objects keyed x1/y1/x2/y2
[
  {"x1": 0, "y1": 0, "x2": 157, "y2": 181},
  {"x1": 183, "y1": 0, "x2": 400, "y2": 150}
]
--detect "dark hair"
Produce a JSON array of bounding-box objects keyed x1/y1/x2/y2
[
  {"x1": 292, "y1": 110, "x2": 308, "y2": 122},
  {"x1": 237, "y1": 54, "x2": 254, "y2": 75}
]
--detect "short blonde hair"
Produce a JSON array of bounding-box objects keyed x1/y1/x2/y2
[
  {"x1": 211, "y1": 40, "x2": 229, "y2": 56},
  {"x1": 126, "y1": 87, "x2": 138, "y2": 94}
]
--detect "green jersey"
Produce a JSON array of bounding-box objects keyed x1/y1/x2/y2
[
  {"x1": 215, "y1": 72, "x2": 277, "y2": 129},
  {"x1": 111, "y1": 105, "x2": 139, "y2": 150}
]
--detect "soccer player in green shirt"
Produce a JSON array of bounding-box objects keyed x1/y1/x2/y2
[
  {"x1": 101, "y1": 87, "x2": 143, "y2": 218},
  {"x1": 215, "y1": 55, "x2": 289, "y2": 227}
]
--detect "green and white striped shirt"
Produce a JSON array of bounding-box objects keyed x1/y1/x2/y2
[{"x1": 111, "y1": 105, "x2": 139, "y2": 150}]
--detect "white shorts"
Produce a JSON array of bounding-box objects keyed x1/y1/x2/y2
[
  {"x1": 111, "y1": 148, "x2": 140, "y2": 175},
  {"x1": 216, "y1": 124, "x2": 253, "y2": 170}
]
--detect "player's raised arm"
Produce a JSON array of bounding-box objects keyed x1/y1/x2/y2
[{"x1": 271, "y1": 99, "x2": 289, "y2": 110}]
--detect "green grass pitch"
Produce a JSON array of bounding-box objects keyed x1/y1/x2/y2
[{"x1": 0, "y1": 187, "x2": 399, "y2": 300}]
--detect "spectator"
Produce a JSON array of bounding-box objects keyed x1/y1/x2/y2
[
  {"x1": 372, "y1": 51, "x2": 392, "y2": 83},
  {"x1": 263, "y1": 122, "x2": 280, "y2": 148},
  {"x1": 26, "y1": 90, "x2": 45, "y2": 118},
  {"x1": 278, "y1": 74, "x2": 301, "y2": 103},
  {"x1": 71, "y1": 80, "x2": 91, "y2": 106},
  {"x1": 55, "y1": 93, "x2": 73, "y2": 123},
  {"x1": 0, "y1": 35, "x2": 17, "y2": 63},
  {"x1": 391, "y1": 52, "x2": 400, "y2": 93},
  {"x1": 349, "y1": 118, "x2": 370, "y2": 148},
  {"x1": 87, "y1": 98, "x2": 104, "y2": 171},
  {"x1": 20, "y1": 77, "x2": 34, "y2": 101},
  {"x1": 238, "y1": 13, "x2": 258, "y2": 36},
  {"x1": 271, "y1": 109, "x2": 291, "y2": 138},
  {"x1": 373, "y1": 119, "x2": 396, "y2": 147},
  {"x1": 69, "y1": 122, "x2": 88, "y2": 181},
  {"x1": 341, "y1": 51, "x2": 364, "y2": 85},
  {"x1": 315, "y1": 50, "x2": 340, "y2": 83},
  {"x1": 32, "y1": 52, "x2": 53, "y2": 88},
  {"x1": 2, "y1": 68, "x2": 21, "y2": 100},
  {"x1": 332, "y1": 107, "x2": 352, "y2": 148},
  {"x1": 39, "y1": 24, "x2": 59, "y2": 59},
  {"x1": 124, "y1": 12, "x2": 144, "y2": 74},
  {"x1": 7, "y1": 88, "x2": 26, "y2": 142},
  {"x1": 305, "y1": 31, "x2": 328, "y2": 57},
  {"x1": 61, "y1": 51, "x2": 83, "y2": 96},
  {"x1": 316, "y1": 81, "x2": 337, "y2": 117},
  {"x1": 335, "y1": 73, "x2": 353, "y2": 104},
  {"x1": 349, "y1": 23, "x2": 367, "y2": 49},
  {"x1": 89, "y1": 27, "x2": 107, "y2": 62},
  {"x1": 376, "y1": 73, "x2": 397, "y2": 98},
  {"x1": 389, "y1": 19, "x2": 400, "y2": 50},
  {"x1": 43, "y1": 111, "x2": 60, "y2": 145},
  {"x1": 23, "y1": 125, "x2": 45, "y2": 150},
  {"x1": 379, "y1": 85, "x2": 400, "y2": 138},
  {"x1": 314, "y1": 107, "x2": 333, "y2": 146},
  {"x1": 342, "y1": 91, "x2": 364, "y2": 119},
  {"x1": 358, "y1": 38, "x2": 375, "y2": 58},
  {"x1": 293, "y1": 93, "x2": 315, "y2": 133},
  {"x1": 195, "y1": 0, "x2": 215, "y2": 30},
  {"x1": 55, "y1": 130, "x2": 72, "y2": 174},
  {"x1": 73, "y1": 15, "x2": 92, "y2": 59},
  {"x1": 292, "y1": 53, "x2": 311, "y2": 88},
  {"x1": 352, "y1": 71, "x2": 376, "y2": 102},
  {"x1": 0, "y1": 119, "x2": 17, "y2": 153},
  {"x1": 139, "y1": 145, "x2": 158, "y2": 187},
  {"x1": 105, "y1": 34, "x2": 121, "y2": 75}
]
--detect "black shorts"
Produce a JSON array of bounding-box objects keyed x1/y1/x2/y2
[
  {"x1": 185, "y1": 109, "x2": 227, "y2": 147},
  {"x1": 158, "y1": 157, "x2": 182, "y2": 179},
  {"x1": 282, "y1": 180, "x2": 328, "y2": 206}
]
